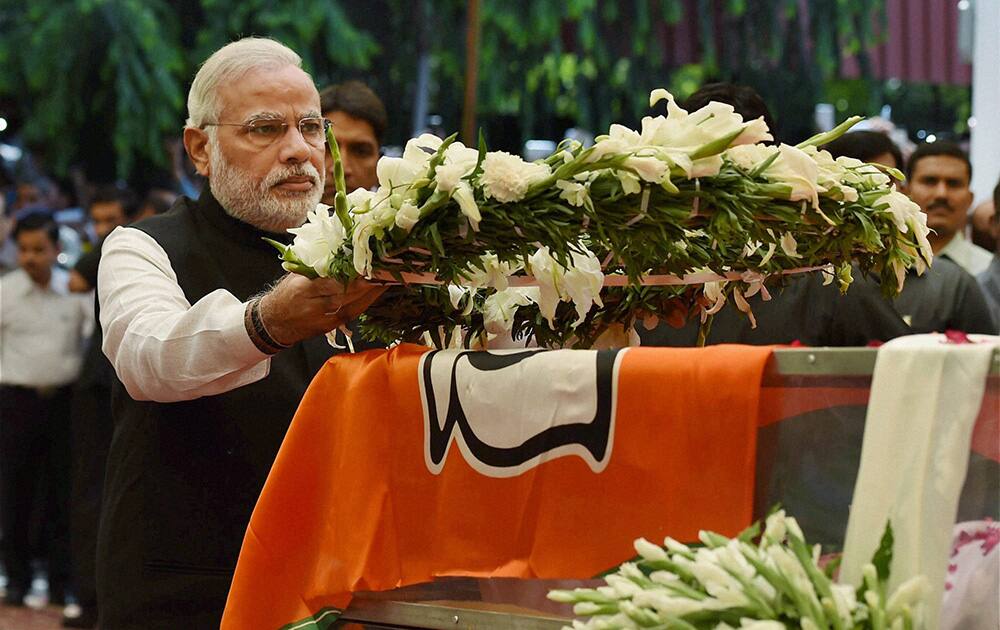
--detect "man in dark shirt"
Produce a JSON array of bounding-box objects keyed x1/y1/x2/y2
[
  {"x1": 825, "y1": 134, "x2": 994, "y2": 334},
  {"x1": 95, "y1": 38, "x2": 383, "y2": 628}
]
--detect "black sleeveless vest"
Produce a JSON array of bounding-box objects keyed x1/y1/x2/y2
[{"x1": 96, "y1": 191, "x2": 337, "y2": 629}]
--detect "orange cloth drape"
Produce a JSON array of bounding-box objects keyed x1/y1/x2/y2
[{"x1": 221, "y1": 344, "x2": 772, "y2": 629}]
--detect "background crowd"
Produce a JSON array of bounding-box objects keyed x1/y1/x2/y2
[{"x1": 0, "y1": 1, "x2": 998, "y2": 628}]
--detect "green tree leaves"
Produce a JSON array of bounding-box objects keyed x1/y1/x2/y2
[{"x1": 0, "y1": 0, "x2": 886, "y2": 182}]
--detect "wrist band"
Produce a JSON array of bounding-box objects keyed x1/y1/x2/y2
[
  {"x1": 245, "y1": 297, "x2": 289, "y2": 354},
  {"x1": 252, "y1": 296, "x2": 291, "y2": 351}
]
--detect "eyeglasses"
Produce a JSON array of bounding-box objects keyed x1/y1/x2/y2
[{"x1": 201, "y1": 117, "x2": 331, "y2": 148}]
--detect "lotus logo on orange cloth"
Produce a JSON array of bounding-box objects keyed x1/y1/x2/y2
[
  {"x1": 222, "y1": 344, "x2": 773, "y2": 630},
  {"x1": 420, "y1": 348, "x2": 627, "y2": 476}
]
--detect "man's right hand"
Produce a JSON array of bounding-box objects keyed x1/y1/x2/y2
[{"x1": 258, "y1": 274, "x2": 385, "y2": 347}]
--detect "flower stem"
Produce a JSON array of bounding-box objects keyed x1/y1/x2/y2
[
  {"x1": 696, "y1": 314, "x2": 714, "y2": 347},
  {"x1": 326, "y1": 126, "x2": 352, "y2": 229}
]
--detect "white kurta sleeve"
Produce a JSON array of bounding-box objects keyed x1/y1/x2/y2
[{"x1": 98, "y1": 226, "x2": 272, "y2": 402}]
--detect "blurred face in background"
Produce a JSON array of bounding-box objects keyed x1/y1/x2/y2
[
  {"x1": 906, "y1": 155, "x2": 973, "y2": 244},
  {"x1": 13, "y1": 183, "x2": 42, "y2": 210},
  {"x1": 869, "y1": 152, "x2": 898, "y2": 170},
  {"x1": 16, "y1": 228, "x2": 58, "y2": 286},
  {"x1": 322, "y1": 110, "x2": 379, "y2": 203},
  {"x1": 90, "y1": 200, "x2": 127, "y2": 239}
]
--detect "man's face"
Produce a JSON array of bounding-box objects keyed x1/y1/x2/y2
[
  {"x1": 322, "y1": 110, "x2": 379, "y2": 203},
  {"x1": 16, "y1": 229, "x2": 58, "y2": 285},
  {"x1": 90, "y1": 201, "x2": 127, "y2": 239},
  {"x1": 906, "y1": 155, "x2": 973, "y2": 242},
  {"x1": 869, "y1": 152, "x2": 898, "y2": 170},
  {"x1": 191, "y1": 64, "x2": 326, "y2": 233},
  {"x1": 14, "y1": 183, "x2": 42, "y2": 210}
]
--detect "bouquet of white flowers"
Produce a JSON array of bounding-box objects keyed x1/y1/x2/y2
[
  {"x1": 270, "y1": 89, "x2": 932, "y2": 349},
  {"x1": 548, "y1": 510, "x2": 928, "y2": 630}
]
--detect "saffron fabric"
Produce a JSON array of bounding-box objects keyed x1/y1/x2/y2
[{"x1": 222, "y1": 344, "x2": 772, "y2": 629}]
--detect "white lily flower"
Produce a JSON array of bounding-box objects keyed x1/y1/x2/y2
[
  {"x1": 394, "y1": 200, "x2": 420, "y2": 232},
  {"x1": 460, "y1": 253, "x2": 522, "y2": 291},
  {"x1": 562, "y1": 249, "x2": 606, "y2": 324},
  {"x1": 802, "y1": 146, "x2": 860, "y2": 202},
  {"x1": 589, "y1": 124, "x2": 643, "y2": 161},
  {"x1": 881, "y1": 190, "x2": 933, "y2": 282},
  {"x1": 452, "y1": 182, "x2": 482, "y2": 229},
  {"x1": 779, "y1": 232, "x2": 802, "y2": 259},
  {"x1": 688, "y1": 154, "x2": 724, "y2": 178},
  {"x1": 556, "y1": 179, "x2": 591, "y2": 208},
  {"x1": 480, "y1": 151, "x2": 551, "y2": 203},
  {"x1": 402, "y1": 133, "x2": 442, "y2": 163},
  {"x1": 350, "y1": 198, "x2": 396, "y2": 276},
  {"x1": 616, "y1": 170, "x2": 642, "y2": 195},
  {"x1": 447, "y1": 284, "x2": 474, "y2": 314},
  {"x1": 286, "y1": 203, "x2": 347, "y2": 277},
  {"x1": 727, "y1": 144, "x2": 825, "y2": 207},
  {"x1": 725, "y1": 144, "x2": 778, "y2": 172},
  {"x1": 731, "y1": 287, "x2": 757, "y2": 328},
  {"x1": 376, "y1": 155, "x2": 426, "y2": 190},
  {"x1": 702, "y1": 280, "x2": 728, "y2": 320},
  {"x1": 482, "y1": 287, "x2": 539, "y2": 335},
  {"x1": 733, "y1": 116, "x2": 773, "y2": 146},
  {"x1": 528, "y1": 245, "x2": 605, "y2": 327},
  {"x1": 837, "y1": 156, "x2": 891, "y2": 189},
  {"x1": 434, "y1": 142, "x2": 480, "y2": 193},
  {"x1": 625, "y1": 155, "x2": 669, "y2": 183},
  {"x1": 771, "y1": 144, "x2": 824, "y2": 207},
  {"x1": 346, "y1": 187, "x2": 375, "y2": 208},
  {"x1": 907, "y1": 210, "x2": 933, "y2": 270},
  {"x1": 649, "y1": 88, "x2": 671, "y2": 108}
]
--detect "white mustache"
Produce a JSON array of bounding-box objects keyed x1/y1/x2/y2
[{"x1": 265, "y1": 164, "x2": 321, "y2": 188}]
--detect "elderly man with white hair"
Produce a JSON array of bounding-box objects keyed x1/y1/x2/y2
[{"x1": 95, "y1": 38, "x2": 383, "y2": 627}]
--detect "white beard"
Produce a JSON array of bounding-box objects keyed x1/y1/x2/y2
[{"x1": 208, "y1": 140, "x2": 324, "y2": 234}]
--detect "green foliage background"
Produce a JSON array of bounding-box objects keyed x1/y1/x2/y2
[{"x1": 0, "y1": 0, "x2": 969, "y2": 184}]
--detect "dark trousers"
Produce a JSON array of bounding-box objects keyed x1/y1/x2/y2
[
  {"x1": 69, "y1": 383, "x2": 112, "y2": 609},
  {"x1": 0, "y1": 384, "x2": 73, "y2": 594}
]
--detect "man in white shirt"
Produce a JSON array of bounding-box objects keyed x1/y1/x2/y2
[
  {"x1": 95, "y1": 38, "x2": 383, "y2": 628},
  {"x1": 905, "y1": 141, "x2": 993, "y2": 276},
  {"x1": 0, "y1": 213, "x2": 92, "y2": 606}
]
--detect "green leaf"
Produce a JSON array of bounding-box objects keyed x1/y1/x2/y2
[
  {"x1": 737, "y1": 518, "x2": 762, "y2": 543},
  {"x1": 427, "y1": 222, "x2": 446, "y2": 257},
  {"x1": 871, "y1": 520, "x2": 894, "y2": 582}
]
